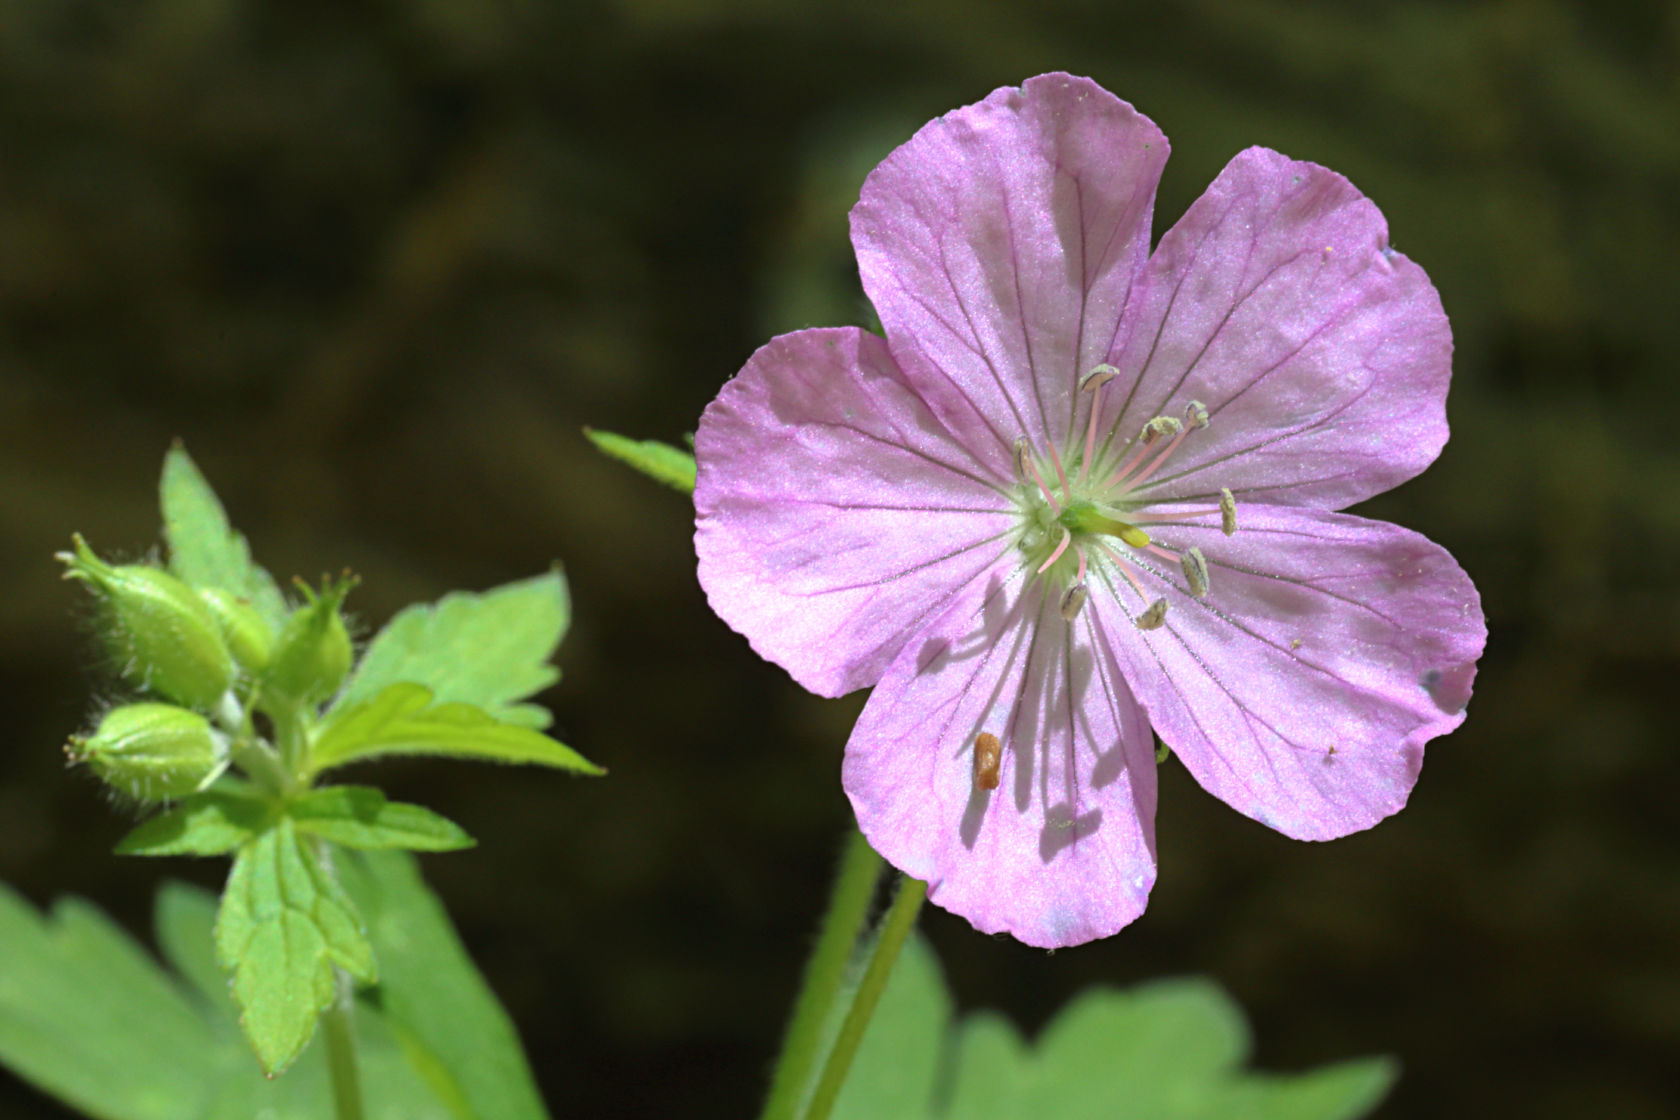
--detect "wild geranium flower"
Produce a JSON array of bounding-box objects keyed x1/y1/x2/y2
[{"x1": 695, "y1": 74, "x2": 1485, "y2": 948}]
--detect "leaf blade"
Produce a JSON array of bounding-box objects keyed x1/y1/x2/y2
[
  {"x1": 159, "y1": 443, "x2": 287, "y2": 629},
  {"x1": 115, "y1": 788, "x2": 275, "y2": 857},
  {"x1": 584, "y1": 428, "x2": 697, "y2": 494},
  {"x1": 289, "y1": 786, "x2": 476, "y2": 852}
]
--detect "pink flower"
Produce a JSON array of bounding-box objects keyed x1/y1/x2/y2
[{"x1": 695, "y1": 74, "x2": 1485, "y2": 948}]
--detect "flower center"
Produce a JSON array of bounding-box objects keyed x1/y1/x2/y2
[{"x1": 1010, "y1": 365, "x2": 1238, "y2": 627}]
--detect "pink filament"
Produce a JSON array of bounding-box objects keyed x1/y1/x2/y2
[
  {"x1": 1022, "y1": 453, "x2": 1061, "y2": 513},
  {"x1": 1047, "y1": 440, "x2": 1071, "y2": 498},
  {"x1": 1037, "y1": 527, "x2": 1072, "y2": 574},
  {"x1": 1128, "y1": 424, "x2": 1191, "y2": 489},
  {"x1": 1104, "y1": 439, "x2": 1153, "y2": 491}
]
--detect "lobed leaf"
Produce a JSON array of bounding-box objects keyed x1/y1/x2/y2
[
  {"x1": 115, "y1": 787, "x2": 276, "y2": 857},
  {"x1": 288, "y1": 785, "x2": 476, "y2": 852},
  {"x1": 334, "y1": 571, "x2": 570, "y2": 730},
  {"x1": 309, "y1": 682, "x2": 603, "y2": 777},
  {"x1": 159, "y1": 443, "x2": 288, "y2": 631},
  {"x1": 215, "y1": 818, "x2": 377, "y2": 1074},
  {"x1": 584, "y1": 427, "x2": 697, "y2": 494}
]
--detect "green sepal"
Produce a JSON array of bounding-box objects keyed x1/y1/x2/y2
[
  {"x1": 308, "y1": 682, "x2": 604, "y2": 777},
  {"x1": 160, "y1": 442, "x2": 289, "y2": 633},
  {"x1": 288, "y1": 786, "x2": 475, "y2": 852},
  {"x1": 69, "y1": 702, "x2": 228, "y2": 804},
  {"x1": 333, "y1": 570, "x2": 569, "y2": 730},
  {"x1": 115, "y1": 786, "x2": 276, "y2": 856},
  {"x1": 584, "y1": 427, "x2": 696, "y2": 494},
  {"x1": 215, "y1": 817, "x2": 378, "y2": 1075},
  {"x1": 200, "y1": 587, "x2": 274, "y2": 675},
  {"x1": 263, "y1": 573, "x2": 356, "y2": 709},
  {"x1": 57, "y1": 536, "x2": 236, "y2": 710}
]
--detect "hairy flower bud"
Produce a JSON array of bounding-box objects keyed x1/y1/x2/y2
[
  {"x1": 199, "y1": 588, "x2": 273, "y2": 675},
  {"x1": 57, "y1": 535, "x2": 235, "y2": 710},
  {"x1": 67, "y1": 702, "x2": 227, "y2": 802},
  {"x1": 264, "y1": 574, "x2": 356, "y2": 707}
]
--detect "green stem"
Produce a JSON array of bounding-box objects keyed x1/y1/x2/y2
[
  {"x1": 801, "y1": 873, "x2": 929, "y2": 1120},
  {"x1": 759, "y1": 829, "x2": 885, "y2": 1120},
  {"x1": 322, "y1": 970, "x2": 365, "y2": 1120}
]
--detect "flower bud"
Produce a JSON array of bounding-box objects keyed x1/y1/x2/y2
[
  {"x1": 57, "y1": 535, "x2": 235, "y2": 710},
  {"x1": 199, "y1": 588, "x2": 273, "y2": 675},
  {"x1": 264, "y1": 574, "x2": 356, "y2": 707},
  {"x1": 67, "y1": 702, "x2": 227, "y2": 802}
]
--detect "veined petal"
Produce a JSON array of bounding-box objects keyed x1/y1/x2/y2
[
  {"x1": 852, "y1": 72, "x2": 1169, "y2": 465},
  {"x1": 1098, "y1": 506, "x2": 1484, "y2": 840},
  {"x1": 843, "y1": 566, "x2": 1158, "y2": 948},
  {"x1": 695, "y1": 327, "x2": 1016, "y2": 698},
  {"x1": 1100, "y1": 147, "x2": 1452, "y2": 510}
]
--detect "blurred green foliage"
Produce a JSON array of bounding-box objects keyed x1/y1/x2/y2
[{"x1": 1, "y1": 0, "x2": 1676, "y2": 1117}]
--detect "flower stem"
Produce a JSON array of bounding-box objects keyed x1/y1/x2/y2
[
  {"x1": 759, "y1": 828, "x2": 885, "y2": 1120},
  {"x1": 800, "y1": 872, "x2": 929, "y2": 1120},
  {"x1": 322, "y1": 970, "x2": 365, "y2": 1120}
]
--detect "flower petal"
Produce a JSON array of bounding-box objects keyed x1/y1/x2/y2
[
  {"x1": 852, "y1": 72, "x2": 1169, "y2": 468},
  {"x1": 695, "y1": 327, "x2": 1017, "y2": 698},
  {"x1": 1097, "y1": 506, "x2": 1484, "y2": 840},
  {"x1": 1099, "y1": 147, "x2": 1452, "y2": 509},
  {"x1": 843, "y1": 566, "x2": 1158, "y2": 948}
]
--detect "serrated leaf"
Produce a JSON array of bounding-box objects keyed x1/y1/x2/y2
[
  {"x1": 115, "y1": 788, "x2": 276, "y2": 856},
  {"x1": 215, "y1": 818, "x2": 377, "y2": 1074},
  {"x1": 584, "y1": 428, "x2": 696, "y2": 494},
  {"x1": 334, "y1": 571, "x2": 569, "y2": 729},
  {"x1": 289, "y1": 786, "x2": 475, "y2": 852},
  {"x1": 338, "y1": 850, "x2": 551, "y2": 1120},
  {"x1": 309, "y1": 682, "x2": 603, "y2": 777},
  {"x1": 159, "y1": 443, "x2": 288, "y2": 631},
  {"x1": 0, "y1": 882, "x2": 220, "y2": 1120}
]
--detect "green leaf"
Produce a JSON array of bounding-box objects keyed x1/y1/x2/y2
[
  {"x1": 334, "y1": 571, "x2": 570, "y2": 730},
  {"x1": 309, "y1": 682, "x2": 603, "y2": 777},
  {"x1": 830, "y1": 932, "x2": 950, "y2": 1120},
  {"x1": 215, "y1": 818, "x2": 378, "y2": 1074},
  {"x1": 115, "y1": 788, "x2": 276, "y2": 856},
  {"x1": 0, "y1": 882, "x2": 222, "y2": 1120},
  {"x1": 159, "y1": 443, "x2": 288, "y2": 631},
  {"x1": 288, "y1": 786, "x2": 476, "y2": 852},
  {"x1": 338, "y1": 850, "x2": 552, "y2": 1120},
  {"x1": 940, "y1": 1013, "x2": 1029, "y2": 1120},
  {"x1": 584, "y1": 427, "x2": 697, "y2": 494}
]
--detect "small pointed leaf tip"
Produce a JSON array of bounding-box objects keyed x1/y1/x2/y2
[{"x1": 585, "y1": 428, "x2": 697, "y2": 494}]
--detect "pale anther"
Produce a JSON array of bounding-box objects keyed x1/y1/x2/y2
[
  {"x1": 1080, "y1": 364, "x2": 1120, "y2": 394},
  {"x1": 1219, "y1": 488, "x2": 1237, "y2": 536},
  {"x1": 1059, "y1": 582, "x2": 1088, "y2": 622},
  {"x1": 1136, "y1": 598, "x2": 1169, "y2": 630},
  {"x1": 1184, "y1": 400, "x2": 1209, "y2": 429},
  {"x1": 1141, "y1": 416, "x2": 1181, "y2": 444},
  {"x1": 1181, "y1": 546, "x2": 1210, "y2": 598},
  {"x1": 1013, "y1": 437, "x2": 1031, "y2": 485}
]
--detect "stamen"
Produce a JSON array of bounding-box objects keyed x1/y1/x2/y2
[
  {"x1": 1059, "y1": 582, "x2": 1088, "y2": 621},
  {"x1": 1094, "y1": 541, "x2": 1150, "y2": 601},
  {"x1": 1136, "y1": 598, "x2": 1169, "y2": 630},
  {"x1": 1075, "y1": 543, "x2": 1088, "y2": 584},
  {"x1": 1184, "y1": 399, "x2": 1209, "y2": 429},
  {"x1": 1046, "y1": 440, "x2": 1070, "y2": 498},
  {"x1": 1219, "y1": 488, "x2": 1237, "y2": 536},
  {"x1": 1020, "y1": 445, "x2": 1061, "y2": 513},
  {"x1": 1103, "y1": 439, "x2": 1152, "y2": 490},
  {"x1": 1013, "y1": 437, "x2": 1031, "y2": 485},
  {"x1": 1037, "y1": 527, "x2": 1072, "y2": 574},
  {"x1": 1078, "y1": 365, "x2": 1120, "y2": 484},
  {"x1": 973, "y1": 732, "x2": 1002, "y2": 791},
  {"x1": 1181, "y1": 546, "x2": 1210, "y2": 598},
  {"x1": 1129, "y1": 418, "x2": 1193, "y2": 489},
  {"x1": 1141, "y1": 415, "x2": 1182, "y2": 444}
]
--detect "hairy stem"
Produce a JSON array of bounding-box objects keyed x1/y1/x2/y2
[
  {"x1": 759, "y1": 828, "x2": 885, "y2": 1120},
  {"x1": 801, "y1": 873, "x2": 929, "y2": 1120},
  {"x1": 323, "y1": 970, "x2": 365, "y2": 1120}
]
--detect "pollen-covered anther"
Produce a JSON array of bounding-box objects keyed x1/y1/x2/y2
[
  {"x1": 1059, "y1": 582, "x2": 1088, "y2": 622},
  {"x1": 1080, "y1": 364, "x2": 1120, "y2": 394},
  {"x1": 1181, "y1": 546, "x2": 1210, "y2": 598},
  {"x1": 1183, "y1": 399, "x2": 1209, "y2": 429},
  {"x1": 1219, "y1": 488, "x2": 1237, "y2": 536},
  {"x1": 1013, "y1": 437, "x2": 1032, "y2": 485},
  {"x1": 1140, "y1": 415, "x2": 1182, "y2": 444},
  {"x1": 1135, "y1": 598, "x2": 1169, "y2": 630}
]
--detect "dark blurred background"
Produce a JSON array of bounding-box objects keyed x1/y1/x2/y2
[{"x1": 2, "y1": 0, "x2": 1676, "y2": 1117}]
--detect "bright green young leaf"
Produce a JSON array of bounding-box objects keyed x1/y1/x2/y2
[
  {"x1": 309, "y1": 682, "x2": 603, "y2": 777},
  {"x1": 334, "y1": 571, "x2": 569, "y2": 729},
  {"x1": 289, "y1": 786, "x2": 476, "y2": 852},
  {"x1": 584, "y1": 427, "x2": 697, "y2": 494},
  {"x1": 215, "y1": 818, "x2": 378, "y2": 1074},
  {"x1": 338, "y1": 850, "x2": 552, "y2": 1120},
  {"x1": 115, "y1": 787, "x2": 276, "y2": 857},
  {"x1": 159, "y1": 443, "x2": 288, "y2": 631},
  {"x1": 0, "y1": 882, "x2": 222, "y2": 1120}
]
